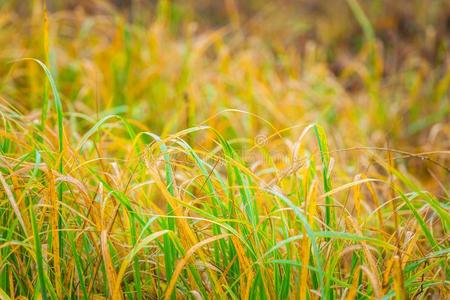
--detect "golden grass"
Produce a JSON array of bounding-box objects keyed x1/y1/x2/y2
[{"x1": 0, "y1": 0, "x2": 448, "y2": 299}]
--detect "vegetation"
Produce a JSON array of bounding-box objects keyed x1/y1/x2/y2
[{"x1": 0, "y1": 0, "x2": 448, "y2": 299}]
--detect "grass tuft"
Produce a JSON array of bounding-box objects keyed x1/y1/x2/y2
[{"x1": 0, "y1": 0, "x2": 448, "y2": 299}]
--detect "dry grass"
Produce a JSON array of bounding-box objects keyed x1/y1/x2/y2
[{"x1": 0, "y1": 0, "x2": 448, "y2": 299}]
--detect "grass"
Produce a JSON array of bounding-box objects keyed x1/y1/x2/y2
[{"x1": 0, "y1": 0, "x2": 449, "y2": 299}]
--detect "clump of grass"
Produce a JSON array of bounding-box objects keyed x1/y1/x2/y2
[{"x1": 0, "y1": 0, "x2": 448, "y2": 299}]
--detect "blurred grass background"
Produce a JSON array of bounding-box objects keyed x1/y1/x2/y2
[{"x1": 2, "y1": 0, "x2": 448, "y2": 189}]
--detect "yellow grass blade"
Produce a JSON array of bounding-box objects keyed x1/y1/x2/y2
[
  {"x1": 0, "y1": 172, "x2": 28, "y2": 236},
  {"x1": 101, "y1": 230, "x2": 123, "y2": 300},
  {"x1": 164, "y1": 234, "x2": 231, "y2": 300}
]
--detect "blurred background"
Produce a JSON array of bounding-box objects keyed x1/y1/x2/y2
[
  {"x1": 4, "y1": 0, "x2": 449, "y2": 66},
  {"x1": 0, "y1": 0, "x2": 449, "y2": 190}
]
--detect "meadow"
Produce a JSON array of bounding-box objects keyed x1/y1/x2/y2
[{"x1": 0, "y1": 0, "x2": 448, "y2": 299}]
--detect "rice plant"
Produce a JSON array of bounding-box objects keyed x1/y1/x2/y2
[{"x1": 0, "y1": 0, "x2": 448, "y2": 299}]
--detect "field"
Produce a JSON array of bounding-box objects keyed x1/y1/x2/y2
[{"x1": 0, "y1": 0, "x2": 449, "y2": 299}]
